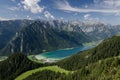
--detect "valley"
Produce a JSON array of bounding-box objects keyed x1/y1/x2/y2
[
  {"x1": 0, "y1": 41, "x2": 100, "y2": 63},
  {"x1": 30, "y1": 41, "x2": 100, "y2": 63}
]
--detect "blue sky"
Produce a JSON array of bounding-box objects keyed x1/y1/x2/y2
[{"x1": 0, "y1": 0, "x2": 120, "y2": 25}]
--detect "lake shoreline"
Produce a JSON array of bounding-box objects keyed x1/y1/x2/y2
[{"x1": 33, "y1": 41, "x2": 101, "y2": 63}]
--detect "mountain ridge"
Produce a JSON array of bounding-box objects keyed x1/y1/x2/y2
[{"x1": 1, "y1": 21, "x2": 92, "y2": 55}]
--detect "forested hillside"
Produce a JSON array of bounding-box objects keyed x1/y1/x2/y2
[
  {"x1": 57, "y1": 36, "x2": 120, "y2": 70},
  {"x1": 22, "y1": 57, "x2": 120, "y2": 80},
  {"x1": 0, "y1": 53, "x2": 44, "y2": 80},
  {"x1": 15, "y1": 36, "x2": 120, "y2": 80}
]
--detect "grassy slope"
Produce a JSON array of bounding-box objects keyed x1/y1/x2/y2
[
  {"x1": 16, "y1": 56, "x2": 120, "y2": 80},
  {"x1": 27, "y1": 55, "x2": 42, "y2": 63},
  {"x1": 15, "y1": 66, "x2": 71, "y2": 80}
]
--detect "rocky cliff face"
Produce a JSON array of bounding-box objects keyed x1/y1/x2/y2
[{"x1": 74, "y1": 21, "x2": 120, "y2": 40}]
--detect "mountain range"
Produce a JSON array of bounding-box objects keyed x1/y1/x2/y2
[
  {"x1": 0, "y1": 20, "x2": 120, "y2": 55},
  {"x1": 1, "y1": 21, "x2": 92, "y2": 55}
]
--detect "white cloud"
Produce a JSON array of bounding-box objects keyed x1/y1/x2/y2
[
  {"x1": 0, "y1": 17, "x2": 10, "y2": 21},
  {"x1": 84, "y1": 14, "x2": 90, "y2": 20},
  {"x1": 8, "y1": 7, "x2": 19, "y2": 11},
  {"x1": 27, "y1": 15, "x2": 30, "y2": 19},
  {"x1": 83, "y1": 14, "x2": 100, "y2": 24},
  {"x1": 93, "y1": 0, "x2": 120, "y2": 16},
  {"x1": 94, "y1": 0, "x2": 120, "y2": 8},
  {"x1": 21, "y1": 0, "x2": 44, "y2": 14},
  {"x1": 55, "y1": 0, "x2": 120, "y2": 15},
  {"x1": 44, "y1": 11, "x2": 55, "y2": 19},
  {"x1": 26, "y1": 15, "x2": 32, "y2": 20}
]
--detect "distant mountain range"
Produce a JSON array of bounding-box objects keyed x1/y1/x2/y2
[
  {"x1": 80, "y1": 23, "x2": 120, "y2": 40},
  {"x1": 1, "y1": 21, "x2": 92, "y2": 55},
  {"x1": 0, "y1": 20, "x2": 120, "y2": 55}
]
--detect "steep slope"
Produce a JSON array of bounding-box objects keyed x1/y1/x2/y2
[
  {"x1": 0, "y1": 53, "x2": 44, "y2": 80},
  {"x1": 0, "y1": 20, "x2": 33, "y2": 49},
  {"x1": 1, "y1": 21, "x2": 92, "y2": 55},
  {"x1": 22, "y1": 57, "x2": 120, "y2": 80},
  {"x1": 57, "y1": 36, "x2": 120, "y2": 70},
  {"x1": 80, "y1": 22, "x2": 120, "y2": 40}
]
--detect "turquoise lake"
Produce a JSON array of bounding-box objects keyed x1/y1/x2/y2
[
  {"x1": 36, "y1": 44, "x2": 95, "y2": 61},
  {"x1": 35, "y1": 41, "x2": 102, "y2": 63}
]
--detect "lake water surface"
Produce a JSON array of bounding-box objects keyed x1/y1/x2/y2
[
  {"x1": 35, "y1": 42, "x2": 97, "y2": 63},
  {"x1": 40, "y1": 45, "x2": 93, "y2": 58}
]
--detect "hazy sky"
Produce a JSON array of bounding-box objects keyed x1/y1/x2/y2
[{"x1": 1, "y1": 0, "x2": 120, "y2": 25}]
